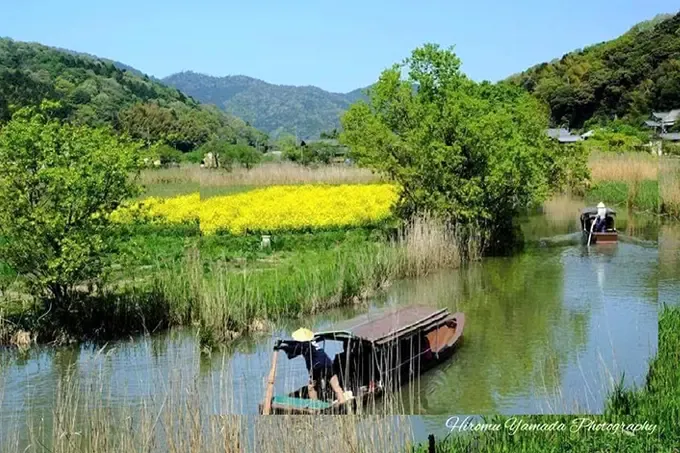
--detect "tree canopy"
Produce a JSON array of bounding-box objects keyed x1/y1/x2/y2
[
  {"x1": 341, "y1": 44, "x2": 588, "y2": 252},
  {"x1": 0, "y1": 106, "x2": 141, "y2": 304},
  {"x1": 508, "y1": 12, "x2": 680, "y2": 128}
]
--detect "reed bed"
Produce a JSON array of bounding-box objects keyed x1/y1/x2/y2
[
  {"x1": 586, "y1": 152, "x2": 660, "y2": 212},
  {"x1": 196, "y1": 214, "x2": 480, "y2": 345},
  {"x1": 0, "y1": 349, "x2": 415, "y2": 453},
  {"x1": 588, "y1": 152, "x2": 658, "y2": 183},
  {"x1": 201, "y1": 162, "x2": 381, "y2": 187},
  {"x1": 139, "y1": 163, "x2": 380, "y2": 195},
  {"x1": 660, "y1": 157, "x2": 680, "y2": 218}
]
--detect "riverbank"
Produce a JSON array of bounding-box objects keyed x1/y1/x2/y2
[
  {"x1": 411, "y1": 305, "x2": 680, "y2": 452},
  {"x1": 0, "y1": 215, "x2": 478, "y2": 347},
  {"x1": 586, "y1": 152, "x2": 660, "y2": 214}
]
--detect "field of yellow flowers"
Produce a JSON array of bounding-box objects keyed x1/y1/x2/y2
[{"x1": 113, "y1": 184, "x2": 398, "y2": 235}]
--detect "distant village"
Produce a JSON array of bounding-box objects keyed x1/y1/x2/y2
[{"x1": 546, "y1": 109, "x2": 680, "y2": 152}]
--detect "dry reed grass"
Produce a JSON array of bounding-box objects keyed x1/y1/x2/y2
[
  {"x1": 541, "y1": 195, "x2": 584, "y2": 224},
  {"x1": 661, "y1": 157, "x2": 680, "y2": 218},
  {"x1": 0, "y1": 355, "x2": 415, "y2": 453},
  {"x1": 588, "y1": 152, "x2": 658, "y2": 182},
  {"x1": 139, "y1": 163, "x2": 381, "y2": 192},
  {"x1": 393, "y1": 213, "x2": 481, "y2": 277}
]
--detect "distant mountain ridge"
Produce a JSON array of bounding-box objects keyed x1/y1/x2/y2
[
  {"x1": 0, "y1": 38, "x2": 265, "y2": 151},
  {"x1": 163, "y1": 71, "x2": 369, "y2": 138}
]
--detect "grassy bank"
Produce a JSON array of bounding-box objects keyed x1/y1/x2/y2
[
  {"x1": 412, "y1": 305, "x2": 680, "y2": 452},
  {"x1": 586, "y1": 152, "x2": 659, "y2": 213},
  {"x1": 1, "y1": 215, "x2": 479, "y2": 347}
]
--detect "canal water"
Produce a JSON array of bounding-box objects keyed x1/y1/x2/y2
[{"x1": 0, "y1": 211, "x2": 674, "y2": 448}]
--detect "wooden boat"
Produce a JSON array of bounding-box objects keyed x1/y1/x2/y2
[
  {"x1": 580, "y1": 206, "x2": 618, "y2": 245},
  {"x1": 260, "y1": 306, "x2": 465, "y2": 415}
]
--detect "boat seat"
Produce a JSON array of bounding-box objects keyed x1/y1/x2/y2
[
  {"x1": 426, "y1": 325, "x2": 457, "y2": 353},
  {"x1": 271, "y1": 396, "x2": 333, "y2": 411}
]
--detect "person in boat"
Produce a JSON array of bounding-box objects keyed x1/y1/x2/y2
[
  {"x1": 594, "y1": 202, "x2": 607, "y2": 232},
  {"x1": 275, "y1": 328, "x2": 348, "y2": 404}
]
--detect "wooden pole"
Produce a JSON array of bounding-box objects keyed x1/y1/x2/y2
[{"x1": 261, "y1": 349, "x2": 278, "y2": 415}]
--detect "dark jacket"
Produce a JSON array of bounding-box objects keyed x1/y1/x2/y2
[{"x1": 277, "y1": 340, "x2": 333, "y2": 373}]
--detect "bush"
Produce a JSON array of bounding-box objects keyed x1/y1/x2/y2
[
  {"x1": 227, "y1": 143, "x2": 261, "y2": 169},
  {"x1": 0, "y1": 108, "x2": 140, "y2": 306}
]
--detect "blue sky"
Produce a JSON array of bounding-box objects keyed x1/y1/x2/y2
[{"x1": 1, "y1": 1, "x2": 678, "y2": 93}]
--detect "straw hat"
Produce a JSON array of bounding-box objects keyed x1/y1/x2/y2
[{"x1": 292, "y1": 328, "x2": 314, "y2": 342}]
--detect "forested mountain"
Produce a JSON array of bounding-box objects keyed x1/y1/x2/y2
[
  {"x1": 508, "y1": 12, "x2": 680, "y2": 129},
  {"x1": 163, "y1": 71, "x2": 369, "y2": 138},
  {"x1": 0, "y1": 38, "x2": 266, "y2": 151}
]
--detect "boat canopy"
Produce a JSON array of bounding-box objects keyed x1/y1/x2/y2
[
  {"x1": 313, "y1": 306, "x2": 456, "y2": 345},
  {"x1": 580, "y1": 207, "x2": 616, "y2": 217}
]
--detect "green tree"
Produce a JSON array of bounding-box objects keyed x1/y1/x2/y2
[
  {"x1": 341, "y1": 44, "x2": 588, "y2": 252},
  {"x1": 0, "y1": 108, "x2": 141, "y2": 306},
  {"x1": 198, "y1": 137, "x2": 233, "y2": 170},
  {"x1": 229, "y1": 143, "x2": 261, "y2": 170}
]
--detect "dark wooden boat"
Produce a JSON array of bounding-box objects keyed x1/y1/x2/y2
[
  {"x1": 260, "y1": 306, "x2": 465, "y2": 415},
  {"x1": 580, "y1": 206, "x2": 618, "y2": 245}
]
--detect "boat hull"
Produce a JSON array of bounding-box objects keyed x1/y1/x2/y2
[{"x1": 583, "y1": 231, "x2": 618, "y2": 245}]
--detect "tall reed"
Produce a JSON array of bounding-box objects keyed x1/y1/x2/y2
[
  {"x1": 139, "y1": 163, "x2": 381, "y2": 198},
  {"x1": 195, "y1": 214, "x2": 481, "y2": 345},
  {"x1": 0, "y1": 357, "x2": 415, "y2": 453},
  {"x1": 588, "y1": 152, "x2": 658, "y2": 182},
  {"x1": 660, "y1": 157, "x2": 680, "y2": 218},
  {"x1": 392, "y1": 213, "x2": 481, "y2": 278}
]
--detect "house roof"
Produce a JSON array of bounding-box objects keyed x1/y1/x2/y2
[
  {"x1": 546, "y1": 128, "x2": 570, "y2": 139},
  {"x1": 557, "y1": 135, "x2": 582, "y2": 143},
  {"x1": 660, "y1": 133, "x2": 680, "y2": 142},
  {"x1": 644, "y1": 120, "x2": 662, "y2": 128},
  {"x1": 652, "y1": 109, "x2": 680, "y2": 124}
]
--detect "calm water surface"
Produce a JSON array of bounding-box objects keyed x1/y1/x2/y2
[{"x1": 0, "y1": 212, "x2": 673, "y2": 446}]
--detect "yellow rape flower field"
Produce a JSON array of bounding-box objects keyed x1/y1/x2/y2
[{"x1": 113, "y1": 184, "x2": 398, "y2": 235}]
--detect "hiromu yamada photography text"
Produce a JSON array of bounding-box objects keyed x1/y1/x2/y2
[{"x1": 446, "y1": 416, "x2": 658, "y2": 436}]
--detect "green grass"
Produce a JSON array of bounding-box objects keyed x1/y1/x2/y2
[
  {"x1": 411, "y1": 305, "x2": 680, "y2": 452},
  {"x1": 0, "y1": 225, "x2": 399, "y2": 345},
  {"x1": 1, "y1": 215, "x2": 473, "y2": 347},
  {"x1": 586, "y1": 180, "x2": 659, "y2": 213}
]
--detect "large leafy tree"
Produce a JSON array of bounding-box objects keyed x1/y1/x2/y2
[
  {"x1": 341, "y1": 44, "x2": 588, "y2": 252},
  {"x1": 0, "y1": 106, "x2": 141, "y2": 306}
]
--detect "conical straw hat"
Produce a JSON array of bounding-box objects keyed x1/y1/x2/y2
[{"x1": 292, "y1": 328, "x2": 314, "y2": 342}]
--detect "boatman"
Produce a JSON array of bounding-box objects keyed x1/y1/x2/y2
[
  {"x1": 275, "y1": 328, "x2": 348, "y2": 404},
  {"x1": 595, "y1": 202, "x2": 607, "y2": 232}
]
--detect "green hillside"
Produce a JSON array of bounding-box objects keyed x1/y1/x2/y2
[
  {"x1": 163, "y1": 71, "x2": 369, "y2": 138},
  {"x1": 508, "y1": 12, "x2": 680, "y2": 128},
  {"x1": 0, "y1": 38, "x2": 266, "y2": 151}
]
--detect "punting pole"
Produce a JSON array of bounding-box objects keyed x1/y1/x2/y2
[
  {"x1": 587, "y1": 217, "x2": 596, "y2": 247},
  {"x1": 261, "y1": 348, "x2": 279, "y2": 415}
]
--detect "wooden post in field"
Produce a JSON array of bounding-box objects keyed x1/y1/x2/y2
[
  {"x1": 261, "y1": 349, "x2": 278, "y2": 415},
  {"x1": 428, "y1": 434, "x2": 435, "y2": 453}
]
